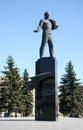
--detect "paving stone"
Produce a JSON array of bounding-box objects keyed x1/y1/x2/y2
[{"x1": 0, "y1": 116, "x2": 83, "y2": 130}]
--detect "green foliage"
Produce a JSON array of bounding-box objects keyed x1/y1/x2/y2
[
  {"x1": 22, "y1": 69, "x2": 33, "y2": 116},
  {"x1": 0, "y1": 56, "x2": 24, "y2": 116},
  {"x1": 0, "y1": 56, "x2": 33, "y2": 117},
  {"x1": 59, "y1": 61, "x2": 83, "y2": 116}
]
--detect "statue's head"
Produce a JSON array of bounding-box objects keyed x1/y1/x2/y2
[{"x1": 44, "y1": 12, "x2": 49, "y2": 19}]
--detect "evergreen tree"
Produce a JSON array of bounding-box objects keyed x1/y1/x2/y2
[
  {"x1": 0, "y1": 77, "x2": 8, "y2": 113},
  {"x1": 0, "y1": 55, "x2": 23, "y2": 116},
  {"x1": 22, "y1": 69, "x2": 33, "y2": 116},
  {"x1": 59, "y1": 61, "x2": 83, "y2": 116}
]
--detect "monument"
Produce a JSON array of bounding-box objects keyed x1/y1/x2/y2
[{"x1": 33, "y1": 12, "x2": 59, "y2": 121}]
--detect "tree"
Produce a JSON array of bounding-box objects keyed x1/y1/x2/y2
[
  {"x1": 0, "y1": 55, "x2": 23, "y2": 116},
  {"x1": 0, "y1": 76, "x2": 8, "y2": 113},
  {"x1": 59, "y1": 61, "x2": 83, "y2": 116},
  {"x1": 22, "y1": 69, "x2": 33, "y2": 116}
]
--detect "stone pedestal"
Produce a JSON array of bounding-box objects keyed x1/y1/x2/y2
[{"x1": 35, "y1": 57, "x2": 58, "y2": 121}]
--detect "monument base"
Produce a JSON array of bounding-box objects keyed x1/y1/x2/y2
[{"x1": 35, "y1": 57, "x2": 58, "y2": 121}]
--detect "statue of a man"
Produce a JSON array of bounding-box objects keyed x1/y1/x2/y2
[{"x1": 34, "y1": 12, "x2": 59, "y2": 58}]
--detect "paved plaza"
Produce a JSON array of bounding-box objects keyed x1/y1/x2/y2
[{"x1": 0, "y1": 116, "x2": 83, "y2": 130}]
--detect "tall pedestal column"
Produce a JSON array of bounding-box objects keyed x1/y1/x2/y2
[{"x1": 35, "y1": 57, "x2": 58, "y2": 121}]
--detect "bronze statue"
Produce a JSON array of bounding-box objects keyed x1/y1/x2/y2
[{"x1": 34, "y1": 12, "x2": 59, "y2": 58}]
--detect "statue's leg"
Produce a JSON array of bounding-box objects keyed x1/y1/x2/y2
[
  {"x1": 40, "y1": 34, "x2": 47, "y2": 58},
  {"x1": 48, "y1": 35, "x2": 54, "y2": 57}
]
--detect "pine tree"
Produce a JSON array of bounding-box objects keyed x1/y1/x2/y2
[
  {"x1": 59, "y1": 61, "x2": 83, "y2": 116},
  {"x1": 22, "y1": 69, "x2": 33, "y2": 116},
  {"x1": 0, "y1": 77, "x2": 8, "y2": 113},
  {"x1": 0, "y1": 55, "x2": 23, "y2": 116}
]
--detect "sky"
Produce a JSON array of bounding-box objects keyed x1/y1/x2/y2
[{"x1": 0, "y1": 0, "x2": 83, "y2": 84}]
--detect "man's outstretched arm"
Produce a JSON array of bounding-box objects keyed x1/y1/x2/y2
[{"x1": 33, "y1": 20, "x2": 43, "y2": 32}]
